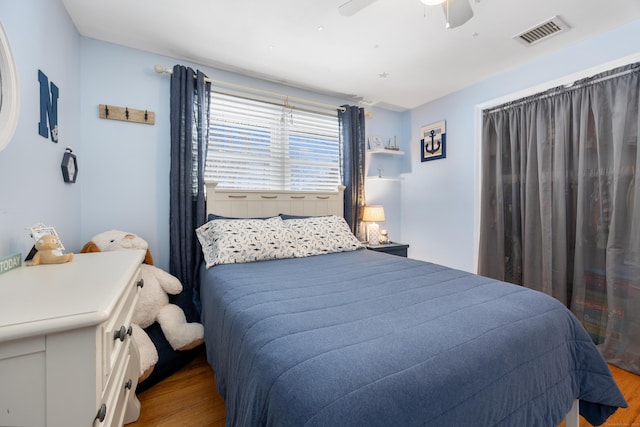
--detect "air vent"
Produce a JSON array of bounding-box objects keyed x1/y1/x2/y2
[{"x1": 514, "y1": 16, "x2": 570, "y2": 46}]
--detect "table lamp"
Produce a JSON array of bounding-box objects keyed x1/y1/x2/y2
[{"x1": 362, "y1": 205, "x2": 385, "y2": 245}]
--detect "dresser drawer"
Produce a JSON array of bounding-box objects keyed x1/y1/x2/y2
[
  {"x1": 102, "y1": 268, "x2": 142, "y2": 383},
  {"x1": 95, "y1": 340, "x2": 137, "y2": 427}
]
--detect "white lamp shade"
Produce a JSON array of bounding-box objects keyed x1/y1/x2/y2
[{"x1": 362, "y1": 205, "x2": 386, "y2": 222}]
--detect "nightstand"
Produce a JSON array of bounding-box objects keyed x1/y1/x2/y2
[{"x1": 365, "y1": 242, "x2": 409, "y2": 257}]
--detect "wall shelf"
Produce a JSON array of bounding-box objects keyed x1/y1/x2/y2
[
  {"x1": 366, "y1": 177, "x2": 403, "y2": 182},
  {"x1": 367, "y1": 149, "x2": 405, "y2": 156},
  {"x1": 365, "y1": 148, "x2": 405, "y2": 179}
]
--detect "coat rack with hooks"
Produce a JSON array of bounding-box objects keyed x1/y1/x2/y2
[{"x1": 98, "y1": 104, "x2": 155, "y2": 125}]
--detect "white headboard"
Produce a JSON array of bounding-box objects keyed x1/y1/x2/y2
[{"x1": 205, "y1": 181, "x2": 346, "y2": 219}]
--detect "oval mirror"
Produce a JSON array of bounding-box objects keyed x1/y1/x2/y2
[{"x1": 0, "y1": 21, "x2": 19, "y2": 152}]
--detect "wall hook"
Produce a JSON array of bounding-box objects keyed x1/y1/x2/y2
[{"x1": 98, "y1": 104, "x2": 155, "y2": 125}]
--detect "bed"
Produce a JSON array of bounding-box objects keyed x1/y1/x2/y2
[{"x1": 197, "y1": 182, "x2": 627, "y2": 427}]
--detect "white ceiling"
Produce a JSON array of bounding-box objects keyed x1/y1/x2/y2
[{"x1": 62, "y1": 0, "x2": 640, "y2": 111}]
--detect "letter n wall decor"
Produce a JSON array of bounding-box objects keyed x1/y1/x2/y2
[{"x1": 38, "y1": 69, "x2": 59, "y2": 143}]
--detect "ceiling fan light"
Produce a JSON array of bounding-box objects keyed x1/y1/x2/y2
[
  {"x1": 442, "y1": 0, "x2": 473, "y2": 29},
  {"x1": 420, "y1": 0, "x2": 446, "y2": 5}
]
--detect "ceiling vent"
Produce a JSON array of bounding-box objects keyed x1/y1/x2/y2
[{"x1": 514, "y1": 16, "x2": 570, "y2": 46}]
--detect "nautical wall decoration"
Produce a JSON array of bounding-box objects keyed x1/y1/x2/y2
[
  {"x1": 61, "y1": 147, "x2": 78, "y2": 183},
  {"x1": 420, "y1": 120, "x2": 446, "y2": 162},
  {"x1": 38, "y1": 69, "x2": 59, "y2": 143}
]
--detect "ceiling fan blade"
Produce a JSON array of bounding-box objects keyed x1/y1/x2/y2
[
  {"x1": 441, "y1": 0, "x2": 473, "y2": 28},
  {"x1": 338, "y1": 0, "x2": 379, "y2": 16}
]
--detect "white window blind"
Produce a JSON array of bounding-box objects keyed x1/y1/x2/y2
[{"x1": 207, "y1": 92, "x2": 341, "y2": 191}]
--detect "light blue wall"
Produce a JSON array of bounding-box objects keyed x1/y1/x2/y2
[
  {"x1": 403, "y1": 19, "x2": 640, "y2": 272},
  {"x1": 78, "y1": 39, "x2": 355, "y2": 269},
  {"x1": 364, "y1": 108, "x2": 410, "y2": 243},
  {"x1": 0, "y1": 0, "x2": 81, "y2": 259},
  {"x1": 78, "y1": 39, "x2": 173, "y2": 268}
]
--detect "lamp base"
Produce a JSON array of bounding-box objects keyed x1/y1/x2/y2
[{"x1": 368, "y1": 223, "x2": 380, "y2": 245}]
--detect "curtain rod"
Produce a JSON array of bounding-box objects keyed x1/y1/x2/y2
[
  {"x1": 154, "y1": 65, "x2": 346, "y2": 112},
  {"x1": 484, "y1": 62, "x2": 640, "y2": 114}
]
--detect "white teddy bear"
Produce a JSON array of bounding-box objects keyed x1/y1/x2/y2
[{"x1": 81, "y1": 230, "x2": 204, "y2": 381}]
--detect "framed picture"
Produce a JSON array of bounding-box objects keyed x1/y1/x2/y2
[
  {"x1": 368, "y1": 135, "x2": 384, "y2": 151},
  {"x1": 420, "y1": 121, "x2": 446, "y2": 162},
  {"x1": 28, "y1": 223, "x2": 65, "y2": 250}
]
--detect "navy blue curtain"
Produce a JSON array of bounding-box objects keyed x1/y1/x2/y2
[
  {"x1": 169, "y1": 65, "x2": 210, "y2": 316},
  {"x1": 339, "y1": 105, "x2": 366, "y2": 240},
  {"x1": 138, "y1": 65, "x2": 210, "y2": 392}
]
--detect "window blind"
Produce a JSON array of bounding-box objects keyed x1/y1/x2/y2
[{"x1": 207, "y1": 92, "x2": 341, "y2": 191}]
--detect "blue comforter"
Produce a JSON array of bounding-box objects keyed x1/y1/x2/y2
[{"x1": 200, "y1": 250, "x2": 626, "y2": 426}]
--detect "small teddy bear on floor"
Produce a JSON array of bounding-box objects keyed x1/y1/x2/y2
[
  {"x1": 81, "y1": 230, "x2": 204, "y2": 382},
  {"x1": 27, "y1": 234, "x2": 74, "y2": 266}
]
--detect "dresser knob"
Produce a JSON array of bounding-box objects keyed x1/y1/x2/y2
[
  {"x1": 127, "y1": 326, "x2": 133, "y2": 336},
  {"x1": 125, "y1": 379, "x2": 133, "y2": 390},
  {"x1": 137, "y1": 278, "x2": 144, "y2": 288},
  {"x1": 95, "y1": 403, "x2": 107, "y2": 422},
  {"x1": 114, "y1": 325, "x2": 126, "y2": 342}
]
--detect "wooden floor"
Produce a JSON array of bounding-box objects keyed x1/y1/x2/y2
[
  {"x1": 127, "y1": 348, "x2": 640, "y2": 427},
  {"x1": 126, "y1": 349, "x2": 225, "y2": 427}
]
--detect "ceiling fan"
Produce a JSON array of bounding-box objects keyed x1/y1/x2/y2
[{"x1": 338, "y1": 0, "x2": 475, "y2": 29}]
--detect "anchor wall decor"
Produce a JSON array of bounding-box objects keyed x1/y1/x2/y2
[{"x1": 420, "y1": 120, "x2": 446, "y2": 162}]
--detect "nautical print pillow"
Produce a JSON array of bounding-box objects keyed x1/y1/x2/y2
[
  {"x1": 196, "y1": 216, "x2": 302, "y2": 268},
  {"x1": 282, "y1": 215, "x2": 363, "y2": 257}
]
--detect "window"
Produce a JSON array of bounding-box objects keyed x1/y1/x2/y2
[{"x1": 206, "y1": 91, "x2": 341, "y2": 191}]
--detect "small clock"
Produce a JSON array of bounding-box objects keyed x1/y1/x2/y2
[{"x1": 61, "y1": 147, "x2": 78, "y2": 183}]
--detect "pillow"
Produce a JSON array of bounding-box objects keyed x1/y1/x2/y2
[
  {"x1": 207, "y1": 213, "x2": 271, "y2": 221},
  {"x1": 279, "y1": 213, "x2": 330, "y2": 220},
  {"x1": 279, "y1": 213, "x2": 310, "y2": 220},
  {"x1": 196, "y1": 217, "x2": 302, "y2": 268},
  {"x1": 283, "y1": 215, "x2": 363, "y2": 257}
]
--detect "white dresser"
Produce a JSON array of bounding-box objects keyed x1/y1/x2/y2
[{"x1": 0, "y1": 250, "x2": 145, "y2": 426}]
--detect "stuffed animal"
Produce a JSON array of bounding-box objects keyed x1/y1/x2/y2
[
  {"x1": 81, "y1": 230, "x2": 204, "y2": 382},
  {"x1": 27, "y1": 234, "x2": 74, "y2": 266}
]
